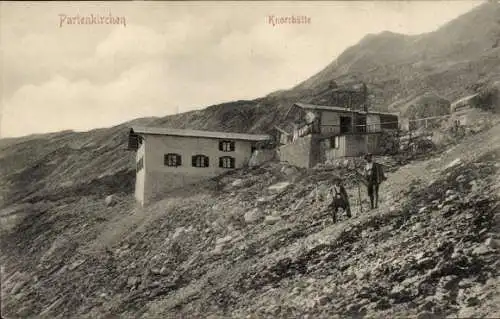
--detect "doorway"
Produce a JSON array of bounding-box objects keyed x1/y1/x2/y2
[{"x1": 340, "y1": 116, "x2": 352, "y2": 134}]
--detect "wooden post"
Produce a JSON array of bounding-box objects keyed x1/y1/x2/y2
[
  {"x1": 408, "y1": 125, "x2": 412, "y2": 149},
  {"x1": 349, "y1": 94, "x2": 355, "y2": 133},
  {"x1": 363, "y1": 82, "x2": 368, "y2": 113},
  {"x1": 358, "y1": 181, "x2": 363, "y2": 216}
]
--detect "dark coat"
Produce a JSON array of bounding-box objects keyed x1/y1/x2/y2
[{"x1": 364, "y1": 162, "x2": 386, "y2": 185}]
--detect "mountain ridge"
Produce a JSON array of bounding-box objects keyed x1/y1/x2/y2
[
  {"x1": 2, "y1": 2, "x2": 500, "y2": 208},
  {"x1": 1, "y1": 3, "x2": 500, "y2": 318},
  {"x1": 2, "y1": 2, "x2": 500, "y2": 142}
]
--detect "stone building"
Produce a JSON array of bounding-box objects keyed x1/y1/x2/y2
[
  {"x1": 278, "y1": 102, "x2": 399, "y2": 168},
  {"x1": 128, "y1": 126, "x2": 270, "y2": 206}
]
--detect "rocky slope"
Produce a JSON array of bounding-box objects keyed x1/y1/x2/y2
[
  {"x1": 294, "y1": 2, "x2": 500, "y2": 111},
  {"x1": 2, "y1": 2, "x2": 500, "y2": 209},
  {"x1": 1, "y1": 119, "x2": 499, "y2": 319},
  {"x1": 1, "y1": 3, "x2": 500, "y2": 318}
]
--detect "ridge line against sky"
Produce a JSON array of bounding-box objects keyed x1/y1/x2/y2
[{"x1": 0, "y1": 1, "x2": 482, "y2": 138}]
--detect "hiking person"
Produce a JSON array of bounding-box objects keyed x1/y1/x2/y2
[
  {"x1": 328, "y1": 177, "x2": 351, "y2": 223},
  {"x1": 363, "y1": 153, "x2": 386, "y2": 209}
]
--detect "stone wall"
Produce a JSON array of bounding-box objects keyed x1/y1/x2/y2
[
  {"x1": 278, "y1": 135, "x2": 314, "y2": 168},
  {"x1": 366, "y1": 134, "x2": 380, "y2": 154},
  {"x1": 134, "y1": 142, "x2": 146, "y2": 205},
  {"x1": 344, "y1": 134, "x2": 367, "y2": 157},
  {"x1": 248, "y1": 149, "x2": 277, "y2": 167}
]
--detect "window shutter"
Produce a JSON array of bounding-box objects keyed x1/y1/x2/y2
[
  {"x1": 205, "y1": 156, "x2": 209, "y2": 167},
  {"x1": 219, "y1": 157, "x2": 223, "y2": 168},
  {"x1": 192, "y1": 156, "x2": 196, "y2": 167},
  {"x1": 219, "y1": 141, "x2": 223, "y2": 151},
  {"x1": 231, "y1": 157, "x2": 235, "y2": 168},
  {"x1": 230, "y1": 142, "x2": 235, "y2": 152},
  {"x1": 177, "y1": 154, "x2": 182, "y2": 166}
]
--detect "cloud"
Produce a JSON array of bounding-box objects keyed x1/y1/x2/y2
[
  {"x1": 2, "y1": 64, "x2": 170, "y2": 137},
  {"x1": 1, "y1": 20, "x2": 304, "y2": 136},
  {"x1": 95, "y1": 25, "x2": 168, "y2": 59},
  {"x1": 1, "y1": 1, "x2": 481, "y2": 137}
]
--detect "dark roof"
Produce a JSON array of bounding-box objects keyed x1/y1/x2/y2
[
  {"x1": 130, "y1": 126, "x2": 271, "y2": 142},
  {"x1": 286, "y1": 102, "x2": 399, "y2": 118},
  {"x1": 451, "y1": 93, "x2": 479, "y2": 112},
  {"x1": 294, "y1": 102, "x2": 352, "y2": 113}
]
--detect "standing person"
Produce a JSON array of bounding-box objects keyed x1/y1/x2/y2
[{"x1": 363, "y1": 153, "x2": 386, "y2": 209}]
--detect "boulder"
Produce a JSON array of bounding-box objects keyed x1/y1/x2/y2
[
  {"x1": 68, "y1": 259, "x2": 86, "y2": 271},
  {"x1": 256, "y1": 195, "x2": 275, "y2": 203},
  {"x1": 265, "y1": 215, "x2": 281, "y2": 225},
  {"x1": 445, "y1": 189, "x2": 456, "y2": 197},
  {"x1": 456, "y1": 175, "x2": 466, "y2": 183},
  {"x1": 11, "y1": 280, "x2": 28, "y2": 295},
  {"x1": 127, "y1": 276, "x2": 140, "y2": 287},
  {"x1": 212, "y1": 244, "x2": 224, "y2": 255},
  {"x1": 412, "y1": 222, "x2": 423, "y2": 231},
  {"x1": 159, "y1": 266, "x2": 168, "y2": 275},
  {"x1": 316, "y1": 295, "x2": 331, "y2": 306},
  {"x1": 292, "y1": 199, "x2": 306, "y2": 211},
  {"x1": 16, "y1": 306, "x2": 31, "y2": 317},
  {"x1": 244, "y1": 208, "x2": 264, "y2": 224},
  {"x1": 215, "y1": 235, "x2": 233, "y2": 246},
  {"x1": 60, "y1": 181, "x2": 74, "y2": 188},
  {"x1": 418, "y1": 207, "x2": 428, "y2": 214},
  {"x1": 151, "y1": 267, "x2": 162, "y2": 275},
  {"x1": 231, "y1": 179, "x2": 244, "y2": 187},
  {"x1": 39, "y1": 298, "x2": 64, "y2": 317},
  {"x1": 469, "y1": 180, "x2": 479, "y2": 192},
  {"x1": 485, "y1": 237, "x2": 499, "y2": 250},
  {"x1": 282, "y1": 166, "x2": 299, "y2": 177},
  {"x1": 268, "y1": 182, "x2": 291, "y2": 193},
  {"x1": 445, "y1": 158, "x2": 462, "y2": 170},
  {"x1": 472, "y1": 244, "x2": 491, "y2": 256},
  {"x1": 172, "y1": 227, "x2": 186, "y2": 240},
  {"x1": 457, "y1": 307, "x2": 477, "y2": 318},
  {"x1": 416, "y1": 311, "x2": 439, "y2": 319},
  {"x1": 105, "y1": 195, "x2": 117, "y2": 207}
]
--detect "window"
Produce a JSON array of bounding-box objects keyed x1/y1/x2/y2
[
  {"x1": 192, "y1": 155, "x2": 209, "y2": 168},
  {"x1": 219, "y1": 156, "x2": 235, "y2": 169},
  {"x1": 164, "y1": 153, "x2": 182, "y2": 167},
  {"x1": 219, "y1": 140, "x2": 235, "y2": 152},
  {"x1": 357, "y1": 117, "x2": 367, "y2": 133},
  {"x1": 330, "y1": 136, "x2": 340, "y2": 149},
  {"x1": 136, "y1": 157, "x2": 144, "y2": 171}
]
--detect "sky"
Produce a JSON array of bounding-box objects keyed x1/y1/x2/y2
[{"x1": 0, "y1": 1, "x2": 482, "y2": 138}]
